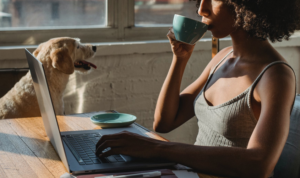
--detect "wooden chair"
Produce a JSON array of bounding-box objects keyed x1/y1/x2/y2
[
  {"x1": 0, "y1": 68, "x2": 28, "y2": 98},
  {"x1": 273, "y1": 94, "x2": 300, "y2": 177}
]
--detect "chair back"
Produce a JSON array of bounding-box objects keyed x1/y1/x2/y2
[
  {"x1": 274, "y1": 94, "x2": 300, "y2": 178},
  {"x1": 0, "y1": 68, "x2": 28, "y2": 98}
]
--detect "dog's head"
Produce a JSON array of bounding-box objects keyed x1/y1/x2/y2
[{"x1": 33, "y1": 37, "x2": 97, "y2": 74}]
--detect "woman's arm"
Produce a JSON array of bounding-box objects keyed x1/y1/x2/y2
[
  {"x1": 154, "y1": 29, "x2": 232, "y2": 133},
  {"x1": 153, "y1": 29, "x2": 196, "y2": 133},
  {"x1": 95, "y1": 63, "x2": 295, "y2": 178}
]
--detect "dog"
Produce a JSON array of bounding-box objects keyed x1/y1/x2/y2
[{"x1": 0, "y1": 37, "x2": 97, "y2": 119}]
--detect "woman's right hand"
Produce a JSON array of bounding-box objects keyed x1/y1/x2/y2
[{"x1": 167, "y1": 27, "x2": 196, "y2": 60}]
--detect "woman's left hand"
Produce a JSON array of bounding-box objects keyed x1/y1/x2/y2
[{"x1": 95, "y1": 131, "x2": 163, "y2": 159}]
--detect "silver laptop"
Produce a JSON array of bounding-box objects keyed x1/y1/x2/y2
[{"x1": 25, "y1": 49, "x2": 174, "y2": 174}]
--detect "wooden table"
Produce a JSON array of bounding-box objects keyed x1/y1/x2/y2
[{"x1": 0, "y1": 112, "x2": 217, "y2": 178}]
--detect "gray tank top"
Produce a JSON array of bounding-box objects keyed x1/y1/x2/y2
[{"x1": 194, "y1": 50, "x2": 296, "y2": 148}]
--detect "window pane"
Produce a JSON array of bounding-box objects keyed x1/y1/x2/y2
[
  {"x1": 135, "y1": 0, "x2": 201, "y2": 25},
  {"x1": 0, "y1": 0, "x2": 106, "y2": 29}
]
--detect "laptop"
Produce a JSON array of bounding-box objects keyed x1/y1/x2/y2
[{"x1": 24, "y1": 49, "x2": 175, "y2": 174}]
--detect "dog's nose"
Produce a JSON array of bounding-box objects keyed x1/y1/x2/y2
[{"x1": 92, "y1": 46, "x2": 97, "y2": 52}]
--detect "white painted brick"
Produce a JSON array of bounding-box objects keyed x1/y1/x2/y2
[
  {"x1": 61, "y1": 49, "x2": 212, "y2": 144},
  {"x1": 131, "y1": 79, "x2": 162, "y2": 94}
]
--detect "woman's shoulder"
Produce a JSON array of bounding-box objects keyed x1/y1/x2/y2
[
  {"x1": 260, "y1": 61, "x2": 295, "y2": 88},
  {"x1": 258, "y1": 49, "x2": 294, "y2": 83},
  {"x1": 255, "y1": 57, "x2": 296, "y2": 105}
]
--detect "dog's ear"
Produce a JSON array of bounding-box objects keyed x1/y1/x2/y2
[
  {"x1": 33, "y1": 42, "x2": 44, "y2": 57},
  {"x1": 50, "y1": 46, "x2": 74, "y2": 74}
]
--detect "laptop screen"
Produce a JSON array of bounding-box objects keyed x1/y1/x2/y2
[{"x1": 25, "y1": 49, "x2": 69, "y2": 172}]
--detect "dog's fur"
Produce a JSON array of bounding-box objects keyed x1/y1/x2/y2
[{"x1": 0, "y1": 37, "x2": 96, "y2": 119}]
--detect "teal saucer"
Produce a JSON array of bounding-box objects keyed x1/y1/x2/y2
[{"x1": 90, "y1": 113, "x2": 137, "y2": 128}]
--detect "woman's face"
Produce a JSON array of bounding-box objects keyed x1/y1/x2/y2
[{"x1": 198, "y1": 0, "x2": 236, "y2": 38}]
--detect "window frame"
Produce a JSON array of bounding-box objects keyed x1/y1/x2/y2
[{"x1": 0, "y1": 0, "x2": 211, "y2": 46}]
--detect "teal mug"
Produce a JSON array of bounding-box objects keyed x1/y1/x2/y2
[{"x1": 173, "y1": 14, "x2": 208, "y2": 45}]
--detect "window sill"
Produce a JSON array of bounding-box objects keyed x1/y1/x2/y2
[{"x1": 0, "y1": 32, "x2": 300, "y2": 62}]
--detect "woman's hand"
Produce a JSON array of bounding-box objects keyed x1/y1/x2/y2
[
  {"x1": 95, "y1": 131, "x2": 163, "y2": 159},
  {"x1": 167, "y1": 28, "x2": 196, "y2": 60}
]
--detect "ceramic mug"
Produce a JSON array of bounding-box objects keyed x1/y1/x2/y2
[{"x1": 172, "y1": 14, "x2": 208, "y2": 45}]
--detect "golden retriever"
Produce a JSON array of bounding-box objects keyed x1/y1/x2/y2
[{"x1": 0, "y1": 37, "x2": 97, "y2": 119}]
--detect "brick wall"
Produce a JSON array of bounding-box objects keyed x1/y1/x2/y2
[{"x1": 63, "y1": 47, "x2": 211, "y2": 144}]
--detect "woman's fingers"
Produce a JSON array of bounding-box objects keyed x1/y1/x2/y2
[
  {"x1": 167, "y1": 27, "x2": 194, "y2": 50},
  {"x1": 95, "y1": 140, "x2": 123, "y2": 156},
  {"x1": 95, "y1": 132, "x2": 124, "y2": 148},
  {"x1": 93, "y1": 132, "x2": 158, "y2": 159},
  {"x1": 98, "y1": 147, "x2": 122, "y2": 158},
  {"x1": 95, "y1": 132, "x2": 131, "y2": 156},
  {"x1": 167, "y1": 28, "x2": 179, "y2": 45},
  {"x1": 167, "y1": 28, "x2": 175, "y2": 39}
]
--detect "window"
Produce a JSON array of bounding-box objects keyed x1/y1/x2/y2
[
  {"x1": 135, "y1": 0, "x2": 201, "y2": 25},
  {"x1": 0, "y1": 0, "x2": 106, "y2": 28},
  {"x1": 0, "y1": 0, "x2": 211, "y2": 46},
  {"x1": 51, "y1": 2, "x2": 59, "y2": 20}
]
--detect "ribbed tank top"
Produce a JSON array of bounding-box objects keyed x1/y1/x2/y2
[{"x1": 194, "y1": 50, "x2": 296, "y2": 148}]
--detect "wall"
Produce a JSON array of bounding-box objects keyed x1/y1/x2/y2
[
  {"x1": 0, "y1": 36, "x2": 300, "y2": 144},
  {"x1": 64, "y1": 44, "x2": 211, "y2": 144}
]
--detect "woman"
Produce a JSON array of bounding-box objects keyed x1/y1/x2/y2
[{"x1": 95, "y1": 0, "x2": 300, "y2": 177}]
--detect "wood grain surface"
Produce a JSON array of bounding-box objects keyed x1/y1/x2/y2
[{"x1": 0, "y1": 112, "x2": 222, "y2": 178}]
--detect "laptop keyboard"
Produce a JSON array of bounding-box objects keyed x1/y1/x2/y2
[{"x1": 62, "y1": 133, "x2": 126, "y2": 165}]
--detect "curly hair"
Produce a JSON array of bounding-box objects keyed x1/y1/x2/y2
[{"x1": 192, "y1": 0, "x2": 300, "y2": 42}]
